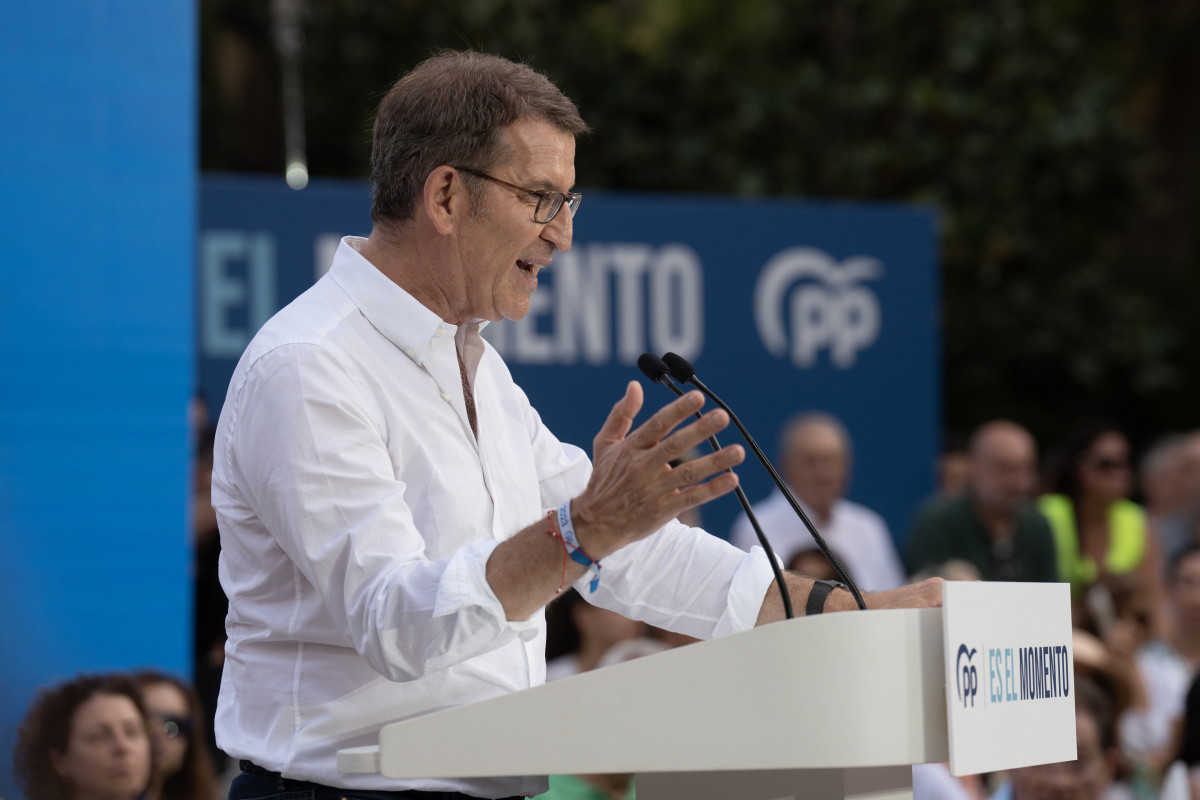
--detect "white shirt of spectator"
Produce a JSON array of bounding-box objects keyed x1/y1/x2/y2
[{"x1": 730, "y1": 489, "x2": 905, "y2": 592}]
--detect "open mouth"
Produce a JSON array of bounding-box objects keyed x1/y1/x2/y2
[{"x1": 517, "y1": 259, "x2": 539, "y2": 275}]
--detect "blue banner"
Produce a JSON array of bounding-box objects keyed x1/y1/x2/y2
[
  {"x1": 0, "y1": 4, "x2": 195, "y2": 798},
  {"x1": 198, "y1": 175, "x2": 938, "y2": 548}
]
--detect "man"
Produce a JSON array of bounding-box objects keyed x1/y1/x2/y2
[
  {"x1": 211, "y1": 51, "x2": 940, "y2": 800},
  {"x1": 729, "y1": 412, "x2": 905, "y2": 591},
  {"x1": 1155, "y1": 430, "x2": 1200, "y2": 564},
  {"x1": 904, "y1": 420, "x2": 1057, "y2": 581}
]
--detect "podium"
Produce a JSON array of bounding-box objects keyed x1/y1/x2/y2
[{"x1": 338, "y1": 582, "x2": 1076, "y2": 799}]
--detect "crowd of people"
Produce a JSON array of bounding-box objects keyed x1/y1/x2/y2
[
  {"x1": 15, "y1": 410, "x2": 1200, "y2": 800},
  {"x1": 721, "y1": 413, "x2": 1200, "y2": 800},
  {"x1": 13, "y1": 670, "x2": 218, "y2": 800}
]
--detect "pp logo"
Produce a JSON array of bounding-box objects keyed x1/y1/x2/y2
[
  {"x1": 956, "y1": 644, "x2": 979, "y2": 708},
  {"x1": 753, "y1": 247, "x2": 883, "y2": 368}
]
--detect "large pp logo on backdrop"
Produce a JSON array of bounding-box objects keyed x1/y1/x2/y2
[{"x1": 754, "y1": 247, "x2": 883, "y2": 368}]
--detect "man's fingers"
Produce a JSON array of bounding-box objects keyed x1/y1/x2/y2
[
  {"x1": 658, "y1": 408, "x2": 734, "y2": 461},
  {"x1": 674, "y1": 468, "x2": 740, "y2": 508},
  {"x1": 625, "y1": 390, "x2": 707, "y2": 449},
  {"x1": 594, "y1": 381, "x2": 643, "y2": 451},
  {"x1": 670, "y1": 444, "x2": 745, "y2": 486}
]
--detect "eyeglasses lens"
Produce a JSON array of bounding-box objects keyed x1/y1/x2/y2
[{"x1": 160, "y1": 715, "x2": 193, "y2": 739}]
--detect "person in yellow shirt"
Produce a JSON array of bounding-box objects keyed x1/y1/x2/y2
[{"x1": 1039, "y1": 422, "x2": 1164, "y2": 631}]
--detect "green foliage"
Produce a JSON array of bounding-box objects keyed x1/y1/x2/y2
[{"x1": 200, "y1": 0, "x2": 1200, "y2": 450}]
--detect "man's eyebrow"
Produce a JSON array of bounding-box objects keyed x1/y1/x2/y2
[{"x1": 518, "y1": 173, "x2": 574, "y2": 192}]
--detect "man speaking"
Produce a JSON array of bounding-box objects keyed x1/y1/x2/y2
[{"x1": 211, "y1": 50, "x2": 942, "y2": 800}]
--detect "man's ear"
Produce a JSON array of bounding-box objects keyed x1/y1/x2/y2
[{"x1": 423, "y1": 166, "x2": 466, "y2": 235}]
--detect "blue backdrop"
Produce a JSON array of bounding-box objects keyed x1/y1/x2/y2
[
  {"x1": 198, "y1": 175, "x2": 939, "y2": 547},
  {"x1": 0, "y1": 4, "x2": 195, "y2": 798}
]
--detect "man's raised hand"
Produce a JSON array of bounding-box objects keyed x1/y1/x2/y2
[{"x1": 571, "y1": 381, "x2": 745, "y2": 558}]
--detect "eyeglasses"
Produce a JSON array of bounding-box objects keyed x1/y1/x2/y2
[
  {"x1": 452, "y1": 166, "x2": 581, "y2": 224},
  {"x1": 153, "y1": 713, "x2": 194, "y2": 740},
  {"x1": 1086, "y1": 457, "x2": 1130, "y2": 472}
]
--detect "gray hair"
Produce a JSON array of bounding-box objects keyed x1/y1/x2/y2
[{"x1": 370, "y1": 50, "x2": 589, "y2": 226}]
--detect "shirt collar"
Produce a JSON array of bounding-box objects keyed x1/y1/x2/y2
[{"x1": 328, "y1": 236, "x2": 487, "y2": 367}]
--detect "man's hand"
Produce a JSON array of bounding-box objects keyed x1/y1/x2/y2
[
  {"x1": 570, "y1": 381, "x2": 745, "y2": 558},
  {"x1": 758, "y1": 575, "x2": 945, "y2": 624},
  {"x1": 859, "y1": 577, "x2": 945, "y2": 611},
  {"x1": 486, "y1": 381, "x2": 744, "y2": 621}
]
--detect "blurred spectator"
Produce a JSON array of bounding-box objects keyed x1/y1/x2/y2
[
  {"x1": 914, "y1": 763, "x2": 984, "y2": 800},
  {"x1": 993, "y1": 677, "x2": 1123, "y2": 800},
  {"x1": 14, "y1": 673, "x2": 153, "y2": 800},
  {"x1": 1155, "y1": 432, "x2": 1200, "y2": 566},
  {"x1": 1163, "y1": 672, "x2": 1200, "y2": 799},
  {"x1": 1164, "y1": 544, "x2": 1200, "y2": 667},
  {"x1": 906, "y1": 421, "x2": 1057, "y2": 582},
  {"x1": 1075, "y1": 571, "x2": 1187, "y2": 782},
  {"x1": 544, "y1": 589, "x2": 648, "y2": 682},
  {"x1": 191, "y1": 424, "x2": 228, "y2": 772},
  {"x1": 1039, "y1": 422, "x2": 1162, "y2": 622},
  {"x1": 729, "y1": 411, "x2": 904, "y2": 591},
  {"x1": 1091, "y1": 544, "x2": 1200, "y2": 790},
  {"x1": 937, "y1": 431, "x2": 972, "y2": 497},
  {"x1": 132, "y1": 670, "x2": 219, "y2": 800},
  {"x1": 787, "y1": 546, "x2": 846, "y2": 581},
  {"x1": 188, "y1": 389, "x2": 210, "y2": 445},
  {"x1": 1138, "y1": 435, "x2": 1190, "y2": 527},
  {"x1": 910, "y1": 558, "x2": 984, "y2": 583}
]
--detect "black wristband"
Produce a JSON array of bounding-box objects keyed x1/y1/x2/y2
[{"x1": 805, "y1": 579, "x2": 848, "y2": 616}]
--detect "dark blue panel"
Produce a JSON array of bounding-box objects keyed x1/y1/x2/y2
[{"x1": 194, "y1": 178, "x2": 938, "y2": 557}]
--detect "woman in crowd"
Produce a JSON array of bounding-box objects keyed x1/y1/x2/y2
[
  {"x1": 997, "y1": 678, "x2": 1123, "y2": 800},
  {"x1": 14, "y1": 672, "x2": 153, "y2": 800},
  {"x1": 1039, "y1": 422, "x2": 1162, "y2": 626},
  {"x1": 132, "y1": 670, "x2": 219, "y2": 800},
  {"x1": 544, "y1": 589, "x2": 648, "y2": 682}
]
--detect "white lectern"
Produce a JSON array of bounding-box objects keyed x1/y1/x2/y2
[{"x1": 339, "y1": 582, "x2": 1075, "y2": 800}]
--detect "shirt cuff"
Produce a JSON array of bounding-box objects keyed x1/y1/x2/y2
[
  {"x1": 432, "y1": 538, "x2": 543, "y2": 635},
  {"x1": 710, "y1": 546, "x2": 779, "y2": 638}
]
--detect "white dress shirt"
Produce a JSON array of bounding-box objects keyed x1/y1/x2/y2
[
  {"x1": 211, "y1": 237, "x2": 776, "y2": 796},
  {"x1": 729, "y1": 489, "x2": 905, "y2": 592}
]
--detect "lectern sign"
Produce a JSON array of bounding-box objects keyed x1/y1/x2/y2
[{"x1": 942, "y1": 582, "x2": 1076, "y2": 776}]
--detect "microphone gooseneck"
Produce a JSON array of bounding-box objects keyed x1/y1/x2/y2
[
  {"x1": 660, "y1": 352, "x2": 867, "y2": 611},
  {"x1": 636, "y1": 353, "x2": 793, "y2": 619}
]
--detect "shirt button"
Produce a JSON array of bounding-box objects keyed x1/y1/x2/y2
[
  {"x1": 440, "y1": 392, "x2": 451, "y2": 402},
  {"x1": 405, "y1": 348, "x2": 416, "y2": 357}
]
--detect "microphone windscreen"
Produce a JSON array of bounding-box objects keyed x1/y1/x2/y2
[
  {"x1": 662, "y1": 352, "x2": 695, "y2": 383},
  {"x1": 636, "y1": 352, "x2": 671, "y2": 383}
]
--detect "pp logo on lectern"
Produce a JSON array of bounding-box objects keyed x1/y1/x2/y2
[{"x1": 956, "y1": 644, "x2": 979, "y2": 708}]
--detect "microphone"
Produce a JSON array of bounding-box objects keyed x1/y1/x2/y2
[
  {"x1": 636, "y1": 353, "x2": 794, "y2": 619},
  {"x1": 660, "y1": 352, "x2": 867, "y2": 611}
]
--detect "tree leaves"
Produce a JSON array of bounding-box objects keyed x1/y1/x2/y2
[{"x1": 200, "y1": 0, "x2": 1200, "y2": 447}]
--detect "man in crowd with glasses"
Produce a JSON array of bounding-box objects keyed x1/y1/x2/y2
[{"x1": 211, "y1": 50, "x2": 941, "y2": 800}]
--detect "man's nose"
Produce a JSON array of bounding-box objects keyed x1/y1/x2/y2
[{"x1": 542, "y1": 207, "x2": 573, "y2": 252}]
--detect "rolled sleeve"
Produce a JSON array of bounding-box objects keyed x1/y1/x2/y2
[
  {"x1": 711, "y1": 546, "x2": 778, "y2": 638},
  {"x1": 427, "y1": 539, "x2": 541, "y2": 668},
  {"x1": 584, "y1": 521, "x2": 778, "y2": 640}
]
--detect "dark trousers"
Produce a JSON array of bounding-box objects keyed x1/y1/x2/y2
[{"x1": 230, "y1": 762, "x2": 526, "y2": 800}]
